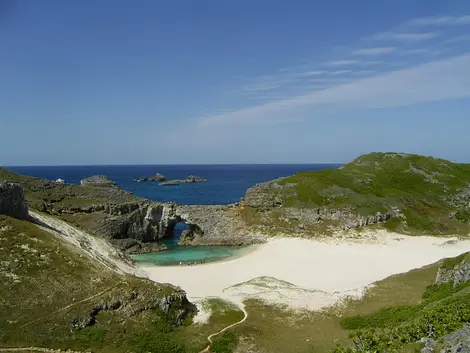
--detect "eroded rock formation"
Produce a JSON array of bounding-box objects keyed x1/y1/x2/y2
[{"x1": 0, "y1": 181, "x2": 29, "y2": 220}]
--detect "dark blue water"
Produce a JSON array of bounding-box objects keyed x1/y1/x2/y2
[{"x1": 7, "y1": 164, "x2": 338, "y2": 205}]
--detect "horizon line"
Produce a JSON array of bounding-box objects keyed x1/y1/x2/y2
[{"x1": 3, "y1": 162, "x2": 344, "y2": 168}]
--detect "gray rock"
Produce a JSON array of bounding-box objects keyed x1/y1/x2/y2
[
  {"x1": 0, "y1": 182, "x2": 29, "y2": 220},
  {"x1": 440, "y1": 325, "x2": 470, "y2": 353},
  {"x1": 436, "y1": 259, "x2": 470, "y2": 287},
  {"x1": 420, "y1": 337, "x2": 437, "y2": 353},
  {"x1": 159, "y1": 175, "x2": 207, "y2": 186},
  {"x1": 80, "y1": 175, "x2": 117, "y2": 187}
]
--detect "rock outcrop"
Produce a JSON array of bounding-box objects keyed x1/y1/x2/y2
[
  {"x1": 80, "y1": 175, "x2": 117, "y2": 187},
  {"x1": 71, "y1": 288, "x2": 196, "y2": 330},
  {"x1": 421, "y1": 325, "x2": 470, "y2": 353},
  {"x1": 160, "y1": 175, "x2": 207, "y2": 186},
  {"x1": 0, "y1": 181, "x2": 29, "y2": 220},
  {"x1": 436, "y1": 254, "x2": 470, "y2": 287},
  {"x1": 133, "y1": 173, "x2": 166, "y2": 182},
  {"x1": 243, "y1": 179, "x2": 402, "y2": 233}
]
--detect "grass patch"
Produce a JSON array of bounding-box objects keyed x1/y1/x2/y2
[
  {"x1": 169, "y1": 298, "x2": 244, "y2": 353},
  {"x1": 210, "y1": 331, "x2": 239, "y2": 353}
]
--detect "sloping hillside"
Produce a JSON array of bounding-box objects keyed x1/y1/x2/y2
[
  {"x1": 243, "y1": 152, "x2": 470, "y2": 235},
  {"x1": 0, "y1": 213, "x2": 195, "y2": 353}
]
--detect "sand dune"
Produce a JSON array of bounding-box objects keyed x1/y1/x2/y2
[{"x1": 141, "y1": 230, "x2": 470, "y2": 311}]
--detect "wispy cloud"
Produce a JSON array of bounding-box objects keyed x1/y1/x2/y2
[
  {"x1": 408, "y1": 15, "x2": 470, "y2": 26},
  {"x1": 444, "y1": 34, "x2": 470, "y2": 43},
  {"x1": 370, "y1": 31, "x2": 438, "y2": 41},
  {"x1": 322, "y1": 60, "x2": 357, "y2": 66},
  {"x1": 199, "y1": 54, "x2": 470, "y2": 126},
  {"x1": 352, "y1": 47, "x2": 396, "y2": 55},
  {"x1": 330, "y1": 70, "x2": 353, "y2": 75},
  {"x1": 297, "y1": 70, "x2": 326, "y2": 77},
  {"x1": 400, "y1": 48, "x2": 441, "y2": 56},
  {"x1": 241, "y1": 81, "x2": 285, "y2": 92}
]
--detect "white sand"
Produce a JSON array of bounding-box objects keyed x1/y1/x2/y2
[{"x1": 141, "y1": 230, "x2": 470, "y2": 311}]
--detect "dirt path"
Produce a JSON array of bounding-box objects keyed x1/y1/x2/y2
[{"x1": 199, "y1": 303, "x2": 248, "y2": 353}]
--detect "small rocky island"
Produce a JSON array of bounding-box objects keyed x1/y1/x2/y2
[
  {"x1": 132, "y1": 173, "x2": 166, "y2": 182},
  {"x1": 80, "y1": 175, "x2": 117, "y2": 187},
  {"x1": 160, "y1": 175, "x2": 207, "y2": 186}
]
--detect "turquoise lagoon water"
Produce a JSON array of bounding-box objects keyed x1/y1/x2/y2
[
  {"x1": 130, "y1": 244, "x2": 253, "y2": 266},
  {"x1": 130, "y1": 223, "x2": 254, "y2": 266}
]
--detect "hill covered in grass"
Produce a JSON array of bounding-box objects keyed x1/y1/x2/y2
[
  {"x1": 0, "y1": 213, "x2": 196, "y2": 353},
  {"x1": 242, "y1": 152, "x2": 470, "y2": 235}
]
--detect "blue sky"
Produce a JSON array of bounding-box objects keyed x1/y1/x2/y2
[{"x1": 1, "y1": 0, "x2": 470, "y2": 165}]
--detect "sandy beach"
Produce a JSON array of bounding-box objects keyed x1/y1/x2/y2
[{"x1": 141, "y1": 230, "x2": 470, "y2": 311}]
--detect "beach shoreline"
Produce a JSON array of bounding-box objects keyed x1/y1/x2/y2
[{"x1": 139, "y1": 230, "x2": 470, "y2": 311}]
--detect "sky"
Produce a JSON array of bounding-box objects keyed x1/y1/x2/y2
[{"x1": 1, "y1": 0, "x2": 470, "y2": 166}]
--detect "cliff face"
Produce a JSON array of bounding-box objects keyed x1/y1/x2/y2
[{"x1": 0, "y1": 181, "x2": 29, "y2": 220}]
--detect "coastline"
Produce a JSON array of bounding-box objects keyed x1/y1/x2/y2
[
  {"x1": 131, "y1": 243, "x2": 263, "y2": 267},
  {"x1": 139, "y1": 229, "x2": 470, "y2": 311}
]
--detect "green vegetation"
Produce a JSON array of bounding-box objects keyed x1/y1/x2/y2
[
  {"x1": 210, "y1": 331, "x2": 239, "y2": 353},
  {"x1": 0, "y1": 214, "x2": 192, "y2": 352},
  {"x1": 170, "y1": 298, "x2": 244, "y2": 353},
  {"x1": 330, "y1": 254, "x2": 470, "y2": 352},
  {"x1": 243, "y1": 152, "x2": 470, "y2": 235}
]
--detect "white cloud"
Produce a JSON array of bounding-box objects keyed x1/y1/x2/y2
[
  {"x1": 400, "y1": 48, "x2": 441, "y2": 56},
  {"x1": 198, "y1": 54, "x2": 470, "y2": 126},
  {"x1": 444, "y1": 34, "x2": 470, "y2": 43},
  {"x1": 352, "y1": 47, "x2": 396, "y2": 55},
  {"x1": 330, "y1": 70, "x2": 353, "y2": 75},
  {"x1": 370, "y1": 31, "x2": 438, "y2": 41},
  {"x1": 241, "y1": 81, "x2": 284, "y2": 92},
  {"x1": 298, "y1": 70, "x2": 326, "y2": 76},
  {"x1": 408, "y1": 15, "x2": 470, "y2": 26},
  {"x1": 322, "y1": 60, "x2": 357, "y2": 66}
]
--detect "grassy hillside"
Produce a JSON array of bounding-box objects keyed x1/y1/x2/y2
[
  {"x1": 243, "y1": 152, "x2": 470, "y2": 235},
  {"x1": 0, "y1": 214, "x2": 193, "y2": 352}
]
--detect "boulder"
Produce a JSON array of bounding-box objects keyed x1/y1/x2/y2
[{"x1": 0, "y1": 182, "x2": 29, "y2": 220}]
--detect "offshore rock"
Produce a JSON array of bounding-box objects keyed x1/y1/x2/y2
[
  {"x1": 0, "y1": 182, "x2": 29, "y2": 220},
  {"x1": 133, "y1": 173, "x2": 166, "y2": 182},
  {"x1": 160, "y1": 175, "x2": 207, "y2": 186},
  {"x1": 80, "y1": 175, "x2": 117, "y2": 187}
]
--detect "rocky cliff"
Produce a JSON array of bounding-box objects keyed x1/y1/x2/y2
[
  {"x1": 0, "y1": 181, "x2": 29, "y2": 220},
  {"x1": 242, "y1": 153, "x2": 470, "y2": 236},
  {"x1": 436, "y1": 253, "x2": 470, "y2": 287}
]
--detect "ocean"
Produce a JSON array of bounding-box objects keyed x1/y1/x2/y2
[
  {"x1": 8, "y1": 164, "x2": 339, "y2": 265},
  {"x1": 8, "y1": 164, "x2": 338, "y2": 205}
]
